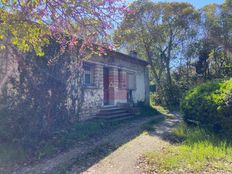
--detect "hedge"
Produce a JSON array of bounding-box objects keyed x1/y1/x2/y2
[{"x1": 181, "y1": 78, "x2": 232, "y2": 137}]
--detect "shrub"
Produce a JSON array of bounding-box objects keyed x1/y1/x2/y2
[
  {"x1": 181, "y1": 78, "x2": 232, "y2": 137},
  {"x1": 151, "y1": 82, "x2": 183, "y2": 109}
]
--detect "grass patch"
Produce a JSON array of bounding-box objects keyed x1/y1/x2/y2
[
  {"x1": 0, "y1": 107, "x2": 160, "y2": 172},
  {"x1": 0, "y1": 144, "x2": 27, "y2": 173},
  {"x1": 0, "y1": 105, "x2": 161, "y2": 173},
  {"x1": 152, "y1": 105, "x2": 178, "y2": 119},
  {"x1": 137, "y1": 106, "x2": 161, "y2": 117},
  {"x1": 36, "y1": 119, "x2": 127, "y2": 159},
  {"x1": 142, "y1": 116, "x2": 165, "y2": 131},
  {"x1": 0, "y1": 119, "x2": 125, "y2": 172},
  {"x1": 0, "y1": 144, "x2": 26, "y2": 164},
  {"x1": 145, "y1": 123, "x2": 232, "y2": 173},
  {"x1": 153, "y1": 105, "x2": 170, "y2": 115}
]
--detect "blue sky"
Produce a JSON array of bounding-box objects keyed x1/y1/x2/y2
[{"x1": 127, "y1": 0, "x2": 225, "y2": 8}]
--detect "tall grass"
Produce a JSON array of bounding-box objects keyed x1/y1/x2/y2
[{"x1": 145, "y1": 123, "x2": 232, "y2": 173}]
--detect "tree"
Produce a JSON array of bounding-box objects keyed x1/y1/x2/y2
[
  {"x1": 114, "y1": 0, "x2": 199, "y2": 106},
  {"x1": 0, "y1": 0, "x2": 129, "y2": 98},
  {"x1": 0, "y1": 0, "x2": 128, "y2": 57},
  {"x1": 198, "y1": 1, "x2": 232, "y2": 78},
  {"x1": 0, "y1": 0, "x2": 129, "y2": 146}
]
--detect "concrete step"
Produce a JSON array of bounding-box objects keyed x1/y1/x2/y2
[
  {"x1": 96, "y1": 105, "x2": 135, "y2": 120},
  {"x1": 99, "y1": 107, "x2": 124, "y2": 111},
  {"x1": 105, "y1": 115, "x2": 134, "y2": 122},
  {"x1": 101, "y1": 105, "x2": 118, "y2": 108},
  {"x1": 97, "y1": 113, "x2": 133, "y2": 119},
  {"x1": 97, "y1": 109, "x2": 129, "y2": 115}
]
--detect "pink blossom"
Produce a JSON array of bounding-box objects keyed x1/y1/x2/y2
[{"x1": 5, "y1": 0, "x2": 128, "y2": 54}]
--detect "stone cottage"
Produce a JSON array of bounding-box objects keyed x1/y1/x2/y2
[
  {"x1": 0, "y1": 47, "x2": 149, "y2": 121},
  {"x1": 80, "y1": 50, "x2": 150, "y2": 119}
]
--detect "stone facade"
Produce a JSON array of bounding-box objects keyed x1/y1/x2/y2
[
  {"x1": 0, "y1": 49, "x2": 149, "y2": 120},
  {"x1": 80, "y1": 51, "x2": 149, "y2": 120}
]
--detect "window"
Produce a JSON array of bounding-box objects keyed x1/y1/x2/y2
[
  {"x1": 83, "y1": 63, "x2": 94, "y2": 86},
  {"x1": 128, "y1": 73, "x2": 136, "y2": 90}
]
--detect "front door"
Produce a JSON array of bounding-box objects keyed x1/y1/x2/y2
[{"x1": 103, "y1": 67, "x2": 109, "y2": 105}]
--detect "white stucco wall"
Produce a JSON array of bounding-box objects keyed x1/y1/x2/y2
[
  {"x1": 132, "y1": 68, "x2": 146, "y2": 103},
  {"x1": 80, "y1": 54, "x2": 149, "y2": 119},
  {"x1": 86, "y1": 56, "x2": 148, "y2": 105}
]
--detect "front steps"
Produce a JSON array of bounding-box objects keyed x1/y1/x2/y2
[{"x1": 96, "y1": 105, "x2": 134, "y2": 121}]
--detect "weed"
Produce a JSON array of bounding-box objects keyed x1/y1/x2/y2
[
  {"x1": 145, "y1": 123, "x2": 232, "y2": 173},
  {"x1": 142, "y1": 116, "x2": 165, "y2": 131}
]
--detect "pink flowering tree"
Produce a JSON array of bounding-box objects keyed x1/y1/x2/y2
[
  {"x1": 0, "y1": 0, "x2": 130, "y2": 141},
  {"x1": 0, "y1": 0, "x2": 129, "y2": 57}
]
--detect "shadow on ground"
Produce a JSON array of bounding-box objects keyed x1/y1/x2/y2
[
  {"x1": 53, "y1": 115, "x2": 166, "y2": 174},
  {"x1": 146, "y1": 113, "x2": 181, "y2": 144},
  {"x1": 15, "y1": 112, "x2": 180, "y2": 174}
]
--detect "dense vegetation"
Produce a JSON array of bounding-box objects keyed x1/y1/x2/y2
[
  {"x1": 181, "y1": 78, "x2": 232, "y2": 137},
  {"x1": 117, "y1": 2, "x2": 232, "y2": 171},
  {"x1": 115, "y1": 0, "x2": 232, "y2": 107},
  {"x1": 0, "y1": 41, "x2": 85, "y2": 149},
  {"x1": 0, "y1": 0, "x2": 231, "y2": 171}
]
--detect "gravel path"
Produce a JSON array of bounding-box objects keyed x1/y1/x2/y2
[{"x1": 15, "y1": 115, "x2": 166, "y2": 174}]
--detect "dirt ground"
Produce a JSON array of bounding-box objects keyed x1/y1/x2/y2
[
  {"x1": 14, "y1": 114, "x2": 180, "y2": 174},
  {"x1": 73, "y1": 117, "x2": 180, "y2": 174}
]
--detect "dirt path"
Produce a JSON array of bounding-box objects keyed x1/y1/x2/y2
[
  {"x1": 15, "y1": 116, "x2": 165, "y2": 174},
  {"x1": 15, "y1": 114, "x2": 180, "y2": 174},
  {"x1": 76, "y1": 132, "x2": 166, "y2": 174},
  {"x1": 68, "y1": 116, "x2": 180, "y2": 174}
]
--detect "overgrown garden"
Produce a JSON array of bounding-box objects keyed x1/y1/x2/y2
[
  {"x1": 0, "y1": 0, "x2": 231, "y2": 173},
  {"x1": 115, "y1": 0, "x2": 232, "y2": 172}
]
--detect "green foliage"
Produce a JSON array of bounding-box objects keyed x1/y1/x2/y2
[
  {"x1": 0, "y1": 144, "x2": 26, "y2": 164},
  {"x1": 0, "y1": 0, "x2": 126, "y2": 57},
  {"x1": 35, "y1": 120, "x2": 109, "y2": 159},
  {"x1": 0, "y1": 115, "x2": 135, "y2": 170},
  {"x1": 142, "y1": 116, "x2": 165, "y2": 131},
  {"x1": 172, "y1": 123, "x2": 230, "y2": 145},
  {"x1": 0, "y1": 8, "x2": 50, "y2": 56},
  {"x1": 115, "y1": 0, "x2": 232, "y2": 108},
  {"x1": 0, "y1": 143, "x2": 26, "y2": 172},
  {"x1": 146, "y1": 124, "x2": 232, "y2": 173},
  {"x1": 151, "y1": 82, "x2": 183, "y2": 108},
  {"x1": 137, "y1": 102, "x2": 160, "y2": 117},
  {"x1": 0, "y1": 41, "x2": 76, "y2": 149},
  {"x1": 181, "y1": 78, "x2": 232, "y2": 136},
  {"x1": 114, "y1": 1, "x2": 199, "y2": 108}
]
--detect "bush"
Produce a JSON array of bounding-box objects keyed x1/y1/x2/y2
[
  {"x1": 151, "y1": 83, "x2": 182, "y2": 108},
  {"x1": 181, "y1": 78, "x2": 232, "y2": 137}
]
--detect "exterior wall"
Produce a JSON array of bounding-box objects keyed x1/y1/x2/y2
[
  {"x1": 80, "y1": 64, "x2": 104, "y2": 120},
  {"x1": 144, "y1": 68, "x2": 150, "y2": 105},
  {"x1": 80, "y1": 54, "x2": 149, "y2": 120},
  {"x1": 132, "y1": 66, "x2": 149, "y2": 105},
  {"x1": 132, "y1": 67, "x2": 146, "y2": 103},
  {"x1": 0, "y1": 51, "x2": 18, "y2": 95}
]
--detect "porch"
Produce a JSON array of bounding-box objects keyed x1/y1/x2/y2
[{"x1": 83, "y1": 62, "x2": 136, "y2": 107}]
